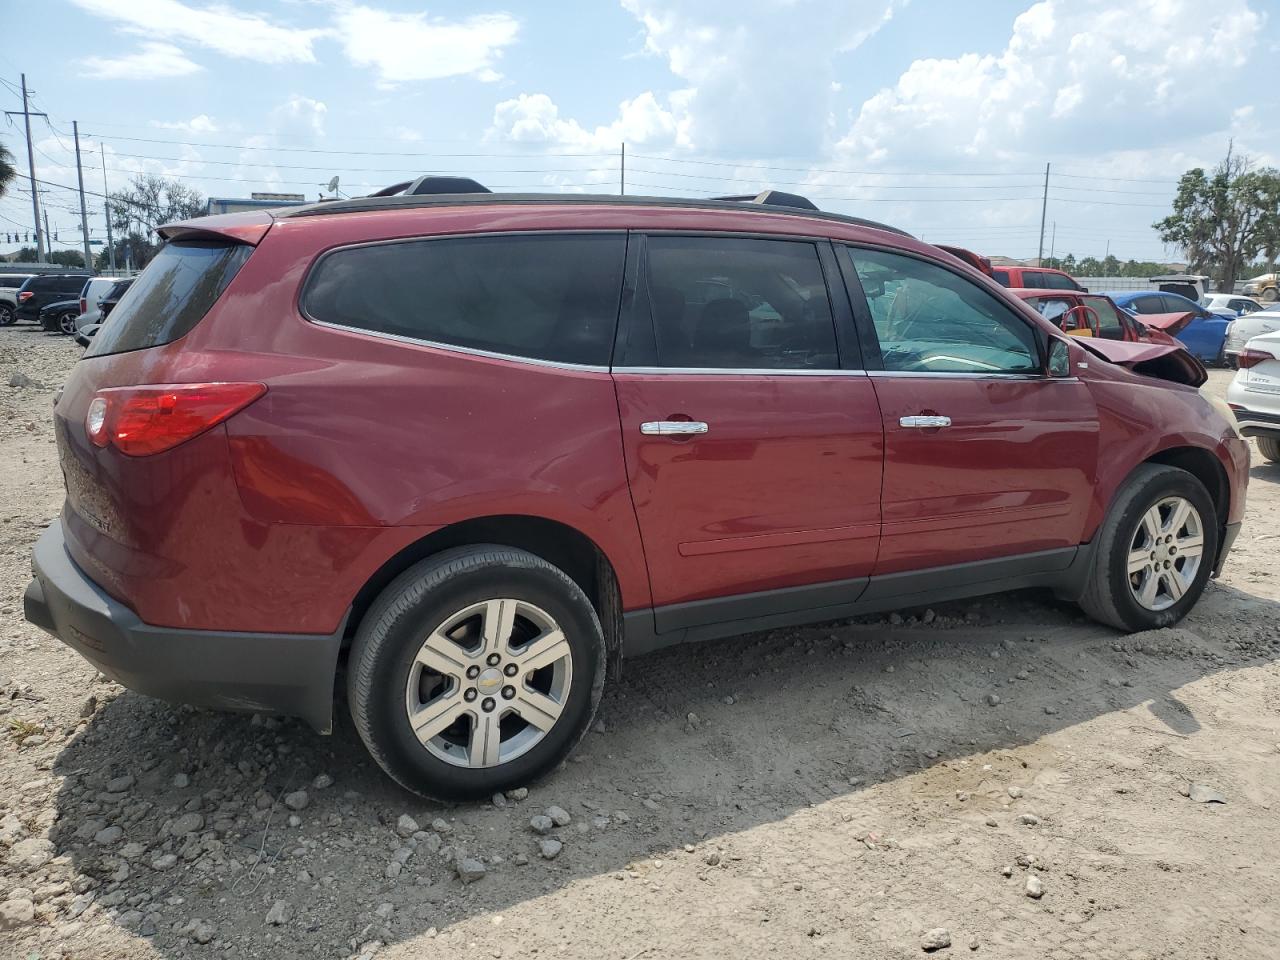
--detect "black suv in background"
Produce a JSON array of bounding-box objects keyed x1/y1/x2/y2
[{"x1": 14, "y1": 274, "x2": 91, "y2": 324}]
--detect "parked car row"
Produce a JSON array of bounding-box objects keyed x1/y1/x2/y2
[{"x1": 0, "y1": 272, "x2": 134, "y2": 343}]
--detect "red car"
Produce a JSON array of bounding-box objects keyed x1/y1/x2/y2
[
  {"x1": 25, "y1": 182, "x2": 1248, "y2": 800},
  {"x1": 1010, "y1": 288, "x2": 1191, "y2": 345},
  {"x1": 993, "y1": 264, "x2": 1086, "y2": 291}
]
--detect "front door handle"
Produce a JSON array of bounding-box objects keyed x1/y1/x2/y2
[
  {"x1": 899, "y1": 415, "x2": 951, "y2": 428},
  {"x1": 641, "y1": 420, "x2": 709, "y2": 436}
]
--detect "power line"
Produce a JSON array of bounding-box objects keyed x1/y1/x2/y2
[{"x1": 87, "y1": 133, "x2": 612, "y2": 159}]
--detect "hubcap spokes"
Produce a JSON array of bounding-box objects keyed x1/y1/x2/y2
[
  {"x1": 1127, "y1": 496, "x2": 1203, "y2": 611},
  {"x1": 404, "y1": 598, "x2": 572, "y2": 768}
]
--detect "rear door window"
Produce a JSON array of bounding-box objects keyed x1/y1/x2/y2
[
  {"x1": 633, "y1": 236, "x2": 838, "y2": 370},
  {"x1": 302, "y1": 233, "x2": 626, "y2": 367},
  {"x1": 992, "y1": 269, "x2": 1011, "y2": 286},
  {"x1": 1041, "y1": 272, "x2": 1078, "y2": 290},
  {"x1": 87, "y1": 242, "x2": 252, "y2": 357}
]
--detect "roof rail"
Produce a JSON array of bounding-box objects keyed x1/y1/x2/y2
[
  {"x1": 275, "y1": 182, "x2": 912, "y2": 238},
  {"x1": 369, "y1": 176, "x2": 492, "y2": 198},
  {"x1": 709, "y1": 189, "x2": 819, "y2": 211}
]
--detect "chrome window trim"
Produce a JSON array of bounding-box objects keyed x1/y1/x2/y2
[
  {"x1": 867, "y1": 370, "x2": 1045, "y2": 381},
  {"x1": 613, "y1": 366, "x2": 868, "y2": 377},
  {"x1": 310, "y1": 320, "x2": 611, "y2": 373}
]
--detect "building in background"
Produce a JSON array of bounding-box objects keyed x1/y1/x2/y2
[{"x1": 204, "y1": 192, "x2": 308, "y2": 216}]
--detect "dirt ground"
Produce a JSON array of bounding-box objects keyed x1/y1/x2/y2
[{"x1": 0, "y1": 324, "x2": 1276, "y2": 960}]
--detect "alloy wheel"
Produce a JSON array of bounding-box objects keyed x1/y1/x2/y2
[
  {"x1": 1127, "y1": 496, "x2": 1204, "y2": 611},
  {"x1": 0, "y1": 305, "x2": 13, "y2": 326},
  {"x1": 404, "y1": 598, "x2": 573, "y2": 768},
  {"x1": 58, "y1": 312, "x2": 78, "y2": 336}
]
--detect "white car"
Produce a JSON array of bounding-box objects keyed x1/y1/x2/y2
[
  {"x1": 1223, "y1": 307, "x2": 1280, "y2": 364},
  {"x1": 1202, "y1": 292, "x2": 1264, "y2": 318},
  {"x1": 1226, "y1": 329, "x2": 1280, "y2": 463}
]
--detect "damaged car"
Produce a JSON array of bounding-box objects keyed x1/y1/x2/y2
[{"x1": 25, "y1": 180, "x2": 1248, "y2": 799}]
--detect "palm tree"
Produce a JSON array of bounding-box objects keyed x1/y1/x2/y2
[{"x1": 0, "y1": 142, "x2": 16, "y2": 199}]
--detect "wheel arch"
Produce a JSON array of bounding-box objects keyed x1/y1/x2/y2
[
  {"x1": 345, "y1": 514, "x2": 625, "y2": 676},
  {"x1": 1142, "y1": 445, "x2": 1229, "y2": 527}
]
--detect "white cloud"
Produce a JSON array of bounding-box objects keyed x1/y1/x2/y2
[
  {"x1": 333, "y1": 4, "x2": 519, "y2": 86},
  {"x1": 618, "y1": 0, "x2": 903, "y2": 154},
  {"x1": 69, "y1": 0, "x2": 324, "y2": 64},
  {"x1": 80, "y1": 42, "x2": 203, "y2": 80},
  {"x1": 272, "y1": 96, "x2": 328, "y2": 140},
  {"x1": 152, "y1": 114, "x2": 219, "y2": 135},
  {"x1": 488, "y1": 91, "x2": 681, "y2": 151},
  {"x1": 838, "y1": 0, "x2": 1265, "y2": 168}
]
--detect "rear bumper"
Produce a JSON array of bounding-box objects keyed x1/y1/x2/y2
[
  {"x1": 25, "y1": 521, "x2": 345, "y2": 732},
  {"x1": 1229, "y1": 404, "x2": 1280, "y2": 439}
]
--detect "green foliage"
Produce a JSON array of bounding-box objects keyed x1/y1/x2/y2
[
  {"x1": 0, "y1": 141, "x2": 15, "y2": 199},
  {"x1": 1155, "y1": 149, "x2": 1280, "y2": 292},
  {"x1": 106, "y1": 174, "x2": 204, "y2": 269},
  {"x1": 1042, "y1": 255, "x2": 1169, "y2": 278}
]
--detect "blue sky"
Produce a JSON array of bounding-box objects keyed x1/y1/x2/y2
[{"x1": 1, "y1": 0, "x2": 1274, "y2": 263}]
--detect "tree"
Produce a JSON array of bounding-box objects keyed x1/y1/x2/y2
[
  {"x1": 0, "y1": 141, "x2": 15, "y2": 199},
  {"x1": 1155, "y1": 149, "x2": 1280, "y2": 292},
  {"x1": 106, "y1": 174, "x2": 203, "y2": 269}
]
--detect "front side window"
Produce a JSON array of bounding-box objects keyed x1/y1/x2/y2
[
  {"x1": 993, "y1": 269, "x2": 1011, "y2": 286},
  {"x1": 1082, "y1": 296, "x2": 1124, "y2": 338},
  {"x1": 1028, "y1": 297, "x2": 1072, "y2": 326},
  {"x1": 640, "y1": 236, "x2": 838, "y2": 369},
  {"x1": 303, "y1": 233, "x2": 626, "y2": 366},
  {"x1": 846, "y1": 247, "x2": 1039, "y2": 374},
  {"x1": 1042, "y1": 272, "x2": 1078, "y2": 290}
]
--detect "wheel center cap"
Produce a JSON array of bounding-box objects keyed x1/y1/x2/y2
[{"x1": 476, "y1": 668, "x2": 503, "y2": 693}]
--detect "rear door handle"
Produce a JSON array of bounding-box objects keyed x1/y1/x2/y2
[
  {"x1": 641, "y1": 421, "x2": 709, "y2": 436},
  {"x1": 899, "y1": 415, "x2": 951, "y2": 428}
]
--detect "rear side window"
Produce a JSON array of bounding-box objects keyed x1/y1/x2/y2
[
  {"x1": 1041, "y1": 272, "x2": 1078, "y2": 290},
  {"x1": 87, "y1": 242, "x2": 252, "y2": 357},
  {"x1": 636, "y1": 236, "x2": 838, "y2": 369},
  {"x1": 302, "y1": 233, "x2": 626, "y2": 366}
]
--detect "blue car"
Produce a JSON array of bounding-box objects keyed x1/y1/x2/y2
[{"x1": 1106, "y1": 290, "x2": 1231, "y2": 364}]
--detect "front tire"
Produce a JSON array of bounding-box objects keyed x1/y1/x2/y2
[
  {"x1": 348, "y1": 545, "x2": 605, "y2": 801},
  {"x1": 0, "y1": 305, "x2": 13, "y2": 326},
  {"x1": 1258, "y1": 436, "x2": 1280, "y2": 463},
  {"x1": 1079, "y1": 464, "x2": 1218, "y2": 632},
  {"x1": 57, "y1": 311, "x2": 78, "y2": 336}
]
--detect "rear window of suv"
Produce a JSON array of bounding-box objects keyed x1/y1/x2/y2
[
  {"x1": 301, "y1": 233, "x2": 626, "y2": 367},
  {"x1": 86, "y1": 242, "x2": 252, "y2": 357}
]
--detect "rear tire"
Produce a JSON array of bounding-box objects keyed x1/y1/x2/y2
[
  {"x1": 57, "y1": 311, "x2": 78, "y2": 336},
  {"x1": 0, "y1": 305, "x2": 13, "y2": 326},
  {"x1": 1258, "y1": 436, "x2": 1280, "y2": 464},
  {"x1": 347, "y1": 545, "x2": 606, "y2": 801},
  {"x1": 1078, "y1": 464, "x2": 1218, "y2": 632},
  {"x1": 1263, "y1": 288, "x2": 1278, "y2": 303}
]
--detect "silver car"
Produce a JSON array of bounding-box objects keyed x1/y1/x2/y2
[{"x1": 1224, "y1": 307, "x2": 1280, "y2": 364}]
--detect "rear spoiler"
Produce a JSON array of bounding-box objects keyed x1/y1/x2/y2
[{"x1": 157, "y1": 210, "x2": 274, "y2": 246}]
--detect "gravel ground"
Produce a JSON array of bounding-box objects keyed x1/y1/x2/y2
[{"x1": 0, "y1": 324, "x2": 1277, "y2": 959}]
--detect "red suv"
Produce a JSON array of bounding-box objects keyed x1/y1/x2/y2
[
  {"x1": 993, "y1": 265, "x2": 1086, "y2": 292},
  {"x1": 25, "y1": 182, "x2": 1248, "y2": 800}
]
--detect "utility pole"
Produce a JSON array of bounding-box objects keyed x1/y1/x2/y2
[
  {"x1": 5, "y1": 74, "x2": 49, "y2": 262},
  {"x1": 42, "y1": 205, "x2": 50, "y2": 254},
  {"x1": 1036, "y1": 162, "x2": 1050, "y2": 266},
  {"x1": 1049, "y1": 221, "x2": 1056, "y2": 265},
  {"x1": 1104, "y1": 239, "x2": 1110, "y2": 276},
  {"x1": 100, "y1": 146, "x2": 116, "y2": 273},
  {"x1": 73, "y1": 121, "x2": 93, "y2": 272},
  {"x1": 620, "y1": 142, "x2": 625, "y2": 196}
]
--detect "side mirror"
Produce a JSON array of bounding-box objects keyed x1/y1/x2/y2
[{"x1": 1047, "y1": 338, "x2": 1071, "y2": 377}]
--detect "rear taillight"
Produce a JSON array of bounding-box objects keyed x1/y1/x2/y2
[
  {"x1": 86, "y1": 382, "x2": 266, "y2": 456},
  {"x1": 79, "y1": 298, "x2": 87, "y2": 314},
  {"x1": 18, "y1": 291, "x2": 32, "y2": 302},
  {"x1": 1237, "y1": 348, "x2": 1275, "y2": 370}
]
